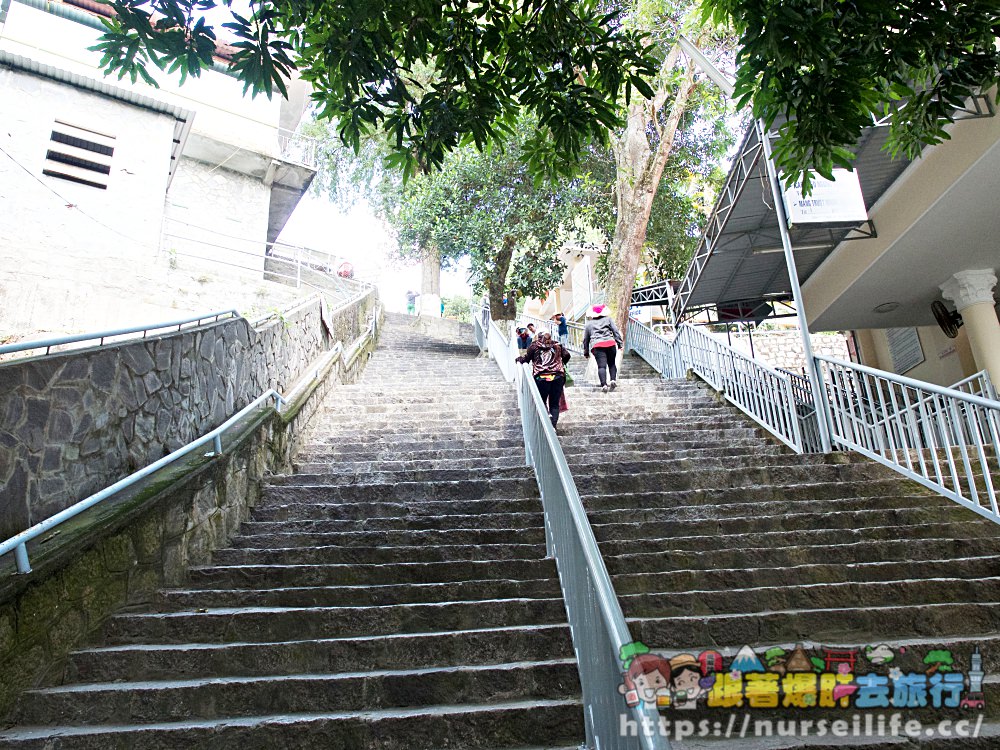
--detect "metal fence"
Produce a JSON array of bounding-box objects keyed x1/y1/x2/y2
[
  {"x1": 0, "y1": 309, "x2": 240, "y2": 359},
  {"x1": 817, "y1": 356, "x2": 1000, "y2": 522},
  {"x1": 634, "y1": 320, "x2": 805, "y2": 451},
  {"x1": 518, "y1": 312, "x2": 586, "y2": 354},
  {"x1": 512, "y1": 357, "x2": 668, "y2": 750}
]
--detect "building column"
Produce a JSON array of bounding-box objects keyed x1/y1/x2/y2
[{"x1": 940, "y1": 269, "x2": 1000, "y2": 384}]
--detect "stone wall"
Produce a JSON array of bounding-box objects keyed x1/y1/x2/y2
[
  {"x1": 0, "y1": 291, "x2": 376, "y2": 541},
  {"x1": 0, "y1": 321, "x2": 364, "y2": 719},
  {"x1": 724, "y1": 331, "x2": 852, "y2": 372}
]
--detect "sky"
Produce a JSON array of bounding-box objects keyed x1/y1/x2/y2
[{"x1": 275, "y1": 194, "x2": 473, "y2": 314}]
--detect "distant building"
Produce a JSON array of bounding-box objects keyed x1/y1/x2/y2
[{"x1": 0, "y1": 0, "x2": 317, "y2": 333}]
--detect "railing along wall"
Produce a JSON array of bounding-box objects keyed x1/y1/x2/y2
[
  {"x1": 0, "y1": 303, "x2": 382, "y2": 575},
  {"x1": 0, "y1": 287, "x2": 377, "y2": 541},
  {"x1": 626, "y1": 318, "x2": 1000, "y2": 524}
]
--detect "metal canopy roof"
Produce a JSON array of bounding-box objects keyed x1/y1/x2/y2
[
  {"x1": 631, "y1": 92, "x2": 999, "y2": 321},
  {"x1": 631, "y1": 120, "x2": 913, "y2": 321}
]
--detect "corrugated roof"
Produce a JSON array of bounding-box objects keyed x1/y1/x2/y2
[{"x1": 632, "y1": 120, "x2": 912, "y2": 320}]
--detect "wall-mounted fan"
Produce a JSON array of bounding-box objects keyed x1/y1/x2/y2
[{"x1": 931, "y1": 300, "x2": 964, "y2": 339}]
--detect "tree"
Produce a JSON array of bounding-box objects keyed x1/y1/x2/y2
[
  {"x1": 394, "y1": 117, "x2": 595, "y2": 320},
  {"x1": 598, "y1": 0, "x2": 734, "y2": 331},
  {"x1": 442, "y1": 296, "x2": 472, "y2": 323},
  {"x1": 923, "y1": 650, "x2": 955, "y2": 676},
  {"x1": 702, "y1": 0, "x2": 1000, "y2": 191},
  {"x1": 92, "y1": 0, "x2": 658, "y2": 181}
]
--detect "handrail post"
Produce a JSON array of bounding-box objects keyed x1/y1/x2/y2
[
  {"x1": 758, "y1": 119, "x2": 833, "y2": 453},
  {"x1": 14, "y1": 542, "x2": 30, "y2": 574}
]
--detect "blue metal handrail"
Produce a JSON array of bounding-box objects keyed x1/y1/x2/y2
[
  {"x1": 516, "y1": 359, "x2": 668, "y2": 750},
  {"x1": 0, "y1": 390, "x2": 285, "y2": 574},
  {"x1": 0, "y1": 309, "x2": 240, "y2": 357}
]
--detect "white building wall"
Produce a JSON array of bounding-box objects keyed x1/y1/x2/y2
[
  {"x1": 163, "y1": 159, "x2": 272, "y2": 278},
  {"x1": 0, "y1": 67, "x2": 175, "y2": 332},
  {"x1": 0, "y1": 1, "x2": 282, "y2": 154}
]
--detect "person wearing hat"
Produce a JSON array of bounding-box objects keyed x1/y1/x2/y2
[{"x1": 582, "y1": 304, "x2": 623, "y2": 392}]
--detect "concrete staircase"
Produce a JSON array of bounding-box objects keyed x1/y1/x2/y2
[
  {"x1": 0, "y1": 313, "x2": 583, "y2": 749},
  {"x1": 558, "y1": 352, "x2": 1000, "y2": 746}
]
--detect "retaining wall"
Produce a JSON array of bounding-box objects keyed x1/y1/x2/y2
[
  {"x1": 0, "y1": 291, "x2": 376, "y2": 540},
  {"x1": 0, "y1": 318, "x2": 376, "y2": 718}
]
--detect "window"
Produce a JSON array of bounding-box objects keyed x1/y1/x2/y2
[{"x1": 43, "y1": 121, "x2": 116, "y2": 190}]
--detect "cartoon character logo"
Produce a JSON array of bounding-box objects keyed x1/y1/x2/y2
[
  {"x1": 865, "y1": 644, "x2": 895, "y2": 665},
  {"x1": 670, "y1": 653, "x2": 714, "y2": 709},
  {"x1": 618, "y1": 642, "x2": 672, "y2": 708}
]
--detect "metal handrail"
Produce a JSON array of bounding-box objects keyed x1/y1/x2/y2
[
  {"x1": 472, "y1": 306, "x2": 487, "y2": 353},
  {"x1": 1, "y1": 297, "x2": 383, "y2": 575},
  {"x1": 517, "y1": 312, "x2": 586, "y2": 354},
  {"x1": 488, "y1": 319, "x2": 517, "y2": 382},
  {"x1": 0, "y1": 310, "x2": 240, "y2": 357},
  {"x1": 816, "y1": 355, "x2": 1000, "y2": 522},
  {"x1": 516, "y1": 358, "x2": 668, "y2": 750},
  {"x1": 0, "y1": 389, "x2": 286, "y2": 575},
  {"x1": 628, "y1": 319, "x2": 805, "y2": 452}
]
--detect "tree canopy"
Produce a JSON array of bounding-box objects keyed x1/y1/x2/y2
[
  {"x1": 93, "y1": 0, "x2": 659, "y2": 180},
  {"x1": 703, "y1": 0, "x2": 1000, "y2": 189},
  {"x1": 393, "y1": 116, "x2": 589, "y2": 318}
]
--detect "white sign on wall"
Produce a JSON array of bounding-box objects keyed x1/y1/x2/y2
[
  {"x1": 886, "y1": 327, "x2": 925, "y2": 374},
  {"x1": 783, "y1": 169, "x2": 869, "y2": 225}
]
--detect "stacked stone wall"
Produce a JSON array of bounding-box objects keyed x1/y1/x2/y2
[
  {"x1": 0, "y1": 291, "x2": 376, "y2": 540},
  {"x1": 0, "y1": 327, "x2": 354, "y2": 718},
  {"x1": 725, "y1": 331, "x2": 851, "y2": 372}
]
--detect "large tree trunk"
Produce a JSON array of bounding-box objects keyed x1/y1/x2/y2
[
  {"x1": 420, "y1": 243, "x2": 442, "y2": 317},
  {"x1": 603, "y1": 47, "x2": 697, "y2": 336},
  {"x1": 487, "y1": 237, "x2": 518, "y2": 320}
]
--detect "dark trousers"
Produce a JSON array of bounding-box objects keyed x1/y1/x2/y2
[
  {"x1": 534, "y1": 376, "x2": 565, "y2": 426},
  {"x1": 592, "y1": 346, "x2": 618, "y2": 386}
]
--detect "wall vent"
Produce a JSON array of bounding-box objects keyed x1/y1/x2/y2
[{"x1": 43, "y1": 120, "x2": 116, "y2": 190}]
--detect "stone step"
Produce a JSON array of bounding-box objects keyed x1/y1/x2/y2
[
  {"x1": 265, "y1": 465, "x2": 531, "y2": 486},
  {"x1": 210, "y1": 540, "x2": 548, "y2": 566},
  {"x1": 619, "y1": 575, "x2": 1000, "y2": 619},
  {"x1": 564, "y1": 453, "x2": 852, "y2": 473},
  {"x1": 589, "y1": 503, "x2": 976, "y2": 541},
  {"x1": 585, "y1": 493, "x2": 953, "y2": 524},
  {"x1": 102, "y1": 597, "x2": 567, "y2": 644},
  {"x1": 241, "y1": 511, "x2": 544, "y2": 533},
  {"x1": 15, "y1": 659, "x2": 580, "y2": 726},
  {"x1": 578, "y1": 478, "x2": 925, "y2": 511},
  {"x1": 155, "y1": 576, "x2": 561, "y2": 609},
  {"x1": 629, "y1": 600, "x2": 1000, "y2": 651},
  {"x1": 294, "y1": 455, "x2": 529, "y2": 473},
  {"x1": 301, "y1": 437, "x2": 526, "y2": 459},
  {"x1": 227, "y1": 525, "x2": 547, "y2": 549},
  {"x1": 611, "y1": 554, "x2": 1000, "y2": 594},
  {"x1": 246, "y1": 497, "x2": 543, "y2": 522},
  {"x1": 63, "y1": 622, "x2": 574, "y2": 683},
  {"x1": 261, "y1": 477, "x2": 539, "y2": 503},
  {"x1": 572, "y1": 463, "x2": 891, "y2": 494},
  {"x1": 602, "y1": 535, "x2": 1000, "y2": 574},
  {"x1": 187, "y1": 557, "x2": 557, "y2": 588},
  {"x1": 314, "y1": 412, "x2": 522, "y2": 427},
  {"x1": 307, "y1": 425, "x2": 526, "y2": 442},
  {"x1": 595, "y1": 519, "x2": 997, "y2": 557},
  {"x1": 0, "y1": 699, "x2": 583, "y2": 750}
]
